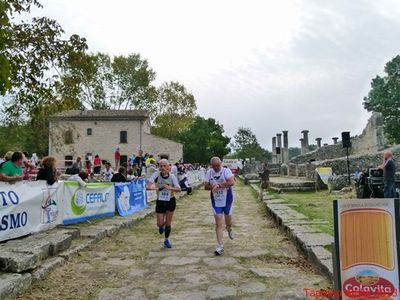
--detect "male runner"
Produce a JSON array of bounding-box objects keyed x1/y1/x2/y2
[
  {"x1": 204, "y1": 157, "x2": 235, "y2": 255},
  {"x1": 147, "y1": 159, "x2": 181, "y2": 248}
]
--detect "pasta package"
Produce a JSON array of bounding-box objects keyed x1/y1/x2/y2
[{"x1": 337, "y1": 199, "x2": 399, "y2": 300}]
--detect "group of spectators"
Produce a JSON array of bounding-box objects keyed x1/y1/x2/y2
[{"x1": 0, "y1": 150, "x2": 198, "y2": 195}]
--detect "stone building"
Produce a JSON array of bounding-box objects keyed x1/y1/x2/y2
[{"x1": 49, "y1": 110, "x2": 183, "y2": 167}]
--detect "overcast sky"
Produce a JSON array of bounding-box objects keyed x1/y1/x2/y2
[{"x1": 34, "y1": 0, "x2": 400, "y2": 150}]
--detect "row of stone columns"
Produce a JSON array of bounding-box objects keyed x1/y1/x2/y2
[
  {"x1": 272, "y1": 130, "x2": 342, "y2": 164},
  {"x1": 272, "y1": 131, "x2": 289, "y2": 164}
]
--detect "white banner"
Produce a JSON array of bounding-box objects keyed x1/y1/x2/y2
[
  {"x1": 62, "y1": 181, "x2": 115, "y2": 225},
  {"x1": 0, "y1": 181, "x2": 64, "y2": 242}
]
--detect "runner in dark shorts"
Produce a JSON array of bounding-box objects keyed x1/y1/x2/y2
[{"x1": 147, "y1": 159, "x2": 181, "y2": 248}]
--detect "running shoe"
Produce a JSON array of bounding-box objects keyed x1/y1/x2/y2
[
  {"x1": 214, "y1": 245, "x2": 224, "y2": 255},
  {"x1": 164, "y1": 239, "x2": 172, "y2": 248},
  {"x1": 227, "y1": 227, "x2": 235, "y2": 240},
  {"x1": 159, "y1": 226, "x2": 165, "y2": 234}
]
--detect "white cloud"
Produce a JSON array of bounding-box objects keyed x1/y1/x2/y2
[{"x1": 34, "y1": 0, "x2": 400, "y2": 150}]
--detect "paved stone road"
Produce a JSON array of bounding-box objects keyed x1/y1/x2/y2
[{"x1": 19, "y1": 181, "x2": 330, "y2": 300}]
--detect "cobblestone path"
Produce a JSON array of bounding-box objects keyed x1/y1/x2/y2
[{"x1": 19, "y1": 181, "x2": 330, "y2": 299}]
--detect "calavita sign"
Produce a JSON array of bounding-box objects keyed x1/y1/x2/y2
[{"x1": 334, "y1": 198, "x2": 400, "y2": 299}]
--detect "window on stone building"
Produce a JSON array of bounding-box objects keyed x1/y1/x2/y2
[
  {"x1": 120, "y1": 131, "x2": 127, "y2": 143},
  {"x1": 64, "y1": 130, "x2": 74, "y2": 144},
  {"x1": 65, "y1": 155, "x2": 73, "y2": 167},
  {"x1": 87, "y1": 128, "x2": 92, "y2": 136}
]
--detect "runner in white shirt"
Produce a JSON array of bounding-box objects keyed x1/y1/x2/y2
[
  {"x1": 147, "y1": 159, "x2": 181, "y2": 248},
  {"x1": 204, "y1": 156, "x2": 235, "y2": 255}
]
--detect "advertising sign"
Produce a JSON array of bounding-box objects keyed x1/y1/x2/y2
[
  {"x1": 63, "y1": 181, "x2": 115, "y2": 225},
  {"x1": 334, "y1": 199, "x2": 400, "y2": 299},
  {"x1": 115, "y1": 179, "x2": 148, "y2": 217},
  {"x1": 0, "y1": 181, "x2": 63, "y2": 242},
  {"x1": 316, "y1": 167, "x2": 333, "y2": 185}
]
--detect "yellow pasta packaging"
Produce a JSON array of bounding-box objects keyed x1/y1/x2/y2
[{"x1": 334, "y1": 199, "x2": 399, "y2": 299}]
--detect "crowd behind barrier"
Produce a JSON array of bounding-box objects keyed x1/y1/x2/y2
[{"x1": 0, "y1": 170, "x2": 204, "y2": 242}]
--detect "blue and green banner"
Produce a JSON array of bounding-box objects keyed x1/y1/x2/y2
[
  {"x1": 115, "y1": 178, "x2": 148, "y2": 217},
  {"x1": 62, "y1": 181, "x2": 115, "y2": 225}
]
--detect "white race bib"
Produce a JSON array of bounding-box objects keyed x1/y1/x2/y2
[
  {"x1": 158, "y1": 189, "x2": 171, "y2": 201},
  {"x1": 213, "y1": 188, "x2": 227, "y2": 207}
]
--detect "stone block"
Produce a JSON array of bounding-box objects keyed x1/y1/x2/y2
[
  {"x1": 0, "y1": 273, "x2": 32, "y2": 300},
  {"x1": 0, "y1": 251, "x2": 39, "y2": 273},
  {"x1": 295, "y1": 232, "x2": 334, "y2": 248},
  {"x1": 32, "y1": 257, "x2": 65, "y2": 281},
  {"x1": 207, "y1": 284, "x2": 237, "y2": 299}
]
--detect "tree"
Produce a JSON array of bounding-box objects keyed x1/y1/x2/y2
[
  {"x1": 289, "y1": 147, "x2": 301, "y2": 159},
  {"x1": 0, "y1": 0, "x2": 88, "y2": 154},
  {"x1": 232, "y1": 127, "x2": 271, "y2": 161},
  {"x1": 179, "y1": 116, "x2": 230, "y2": 164},
  {"x1": 151, "y1": 81, "x2": 197, "y2": 141},
  {"x1": 363, "y1": 55, "x2": 400, "y2": 143},
  {"x1": 0, "y1": 0, "x2": 11, "y2": 95}
]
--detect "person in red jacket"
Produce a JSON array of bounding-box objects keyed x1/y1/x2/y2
[{"x1": 115, "y1": 147, "x2": 121, "y2": 170}]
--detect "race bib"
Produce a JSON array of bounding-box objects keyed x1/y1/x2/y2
[
  {"x1": 158, "y1": 189, "x2": 171, "y2": 201},
  {"x1": 213, "y1": 188, "x2": 227, "y2": 207}
]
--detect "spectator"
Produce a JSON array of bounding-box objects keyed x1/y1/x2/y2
[
  {"x1": 133, "y1": 150, "x2": 145, "y2": 176},
  {"x1": 179, "y1": 172, "x2": 193, "y2": 195},
  {"x1": 71, "y1": 157, "x2": 82, "y2": 172},
  {"x1": 145, "y1": 154, "x2": 154, "y2": 167},
  {"x1": 102, "y1": 162, "x2": 114, "y2": 182},
  {"x1": 36, "y1": 156, "x2": 58, "y2": 185},
  {"x1": 115, "y1": 147, "x2": 121, "y2": 170},
  {"x1": 85, "y1": 158, "x2": 92, "y2": 174},
  {"x1": 69, "y1": 171, "x2": 88, "y2": 187},
  {"x1": 111, "y1": 167, "x2": 127, "y2": 182},
  {"x1": 93, "y1": 154, "x2": 102, "y2": 174},
  {"x1": 379, "y1": 149, "x2": 397, "y2": 198},
  {"x1": 31, "y1": 153, "x2": 39, "y2": 166},
  {"x1": 171, "y1": 163, "x2": 178, "y2": 178},
  {"x1": 126, "y1": 168, "x2": 136, "y2": 181},
  {"x1": 0, "y1": 151, "x2": 24, "y2": 183}
]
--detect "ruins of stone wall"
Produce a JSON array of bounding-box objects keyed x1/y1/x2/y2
[{"x1": 290, "y1": 113, "x2": 386, "y2": 164}]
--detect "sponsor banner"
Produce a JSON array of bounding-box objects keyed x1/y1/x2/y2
[
  {"x1": 115, "y1": 179, "x2": 148, "y2": 217},
  {"x1": 0, "y1": 181, "x2": 63, "y2": 242},
  {"x1": 316, "y1": 167, "x2": 333, "y2": 185},
  {"x1": 62, "y1": 181, "x2": 115, "y2": 225},
  {"x1": 147, "y1": 190, "x2": 157, "y2": 202},
  {"x1": 334, "y1": 199, "x2": 400, "y2": 299}
]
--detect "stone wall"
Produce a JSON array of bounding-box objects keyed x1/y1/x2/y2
[
  {"x1": 49, "y1": 119, "x2": 183, "y2": 167},
  {"x1": 290, "y1": 113, "x2": 386, "y2": 164}
]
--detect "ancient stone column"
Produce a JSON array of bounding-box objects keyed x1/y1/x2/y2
[
  {"x1": 301, "y1": 130, "x2": 309, "y2": 153},
  {"x1": 276, "y1": 133, "x2": 282, "y2": 163},
  {"x1": 272, "y1": 137, "x2": 277, "y2": 163},
  {"x1": 282, "y1": 130, "x2": 289, "y2": 163},
  {"x1": 300, "y1": 138, "x2": 304, "y2": 154},
  {"x1": 332, "y1": 137, "x2": 339, "y2": 145},
  {"x1": 316, "y1": 138, "x2": 322, "y2": 148}
]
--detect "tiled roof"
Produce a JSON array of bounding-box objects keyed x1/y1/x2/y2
[{"x1": 53, "y1": 110, "x2": 149, "y2": 121}]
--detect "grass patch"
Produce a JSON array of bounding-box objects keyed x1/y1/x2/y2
[{"x1": 271, "y1": 190, "x2": 353, "y2": 236}]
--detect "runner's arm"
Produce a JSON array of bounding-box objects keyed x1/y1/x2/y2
[
  {"x1": 220, "y1": 176, "x2": 235, "y2": 189},
  {"x1": 165, "y1": 175, "x2": 181, "y2": 192},
  {"x1": 146, "y1": 172, "x2": 158, "y2": 190}
]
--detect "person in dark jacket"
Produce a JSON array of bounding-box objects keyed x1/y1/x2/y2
[
  {"x1": 379, "y1": 149, "x2": 397, "y2": 198},
  {"x1": 36, "y1": 156, "x2": 57, "y2": 185},
  {"x1": 111, "y1": 166, "x2": 127, "y2": 183}
]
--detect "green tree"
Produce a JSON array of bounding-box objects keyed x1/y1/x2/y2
[
  {"x1": 179, "y1": 116, "x2": 230, "y2": 164},
  {"x1": 289, "y1": 147, "x2": 301, "y2": 159},
  {"x1": 151, "y1": 81, "x2": 197, "y2": 141},
  {"x1": 363, "y1": 55, "x2": 400, "y2": 143},
  {"x1": 0, "y1": 0, "x2": 87, "y2": 154},
  {"x1": 0, "y1": 0, "x2": 11, "y2": 95},
  {"x1": 232, "y1": 127, "x2": 271, "y2": 161},
  {"x1": 59, "y1": 52, "x2": 157, "y2": 110}
]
